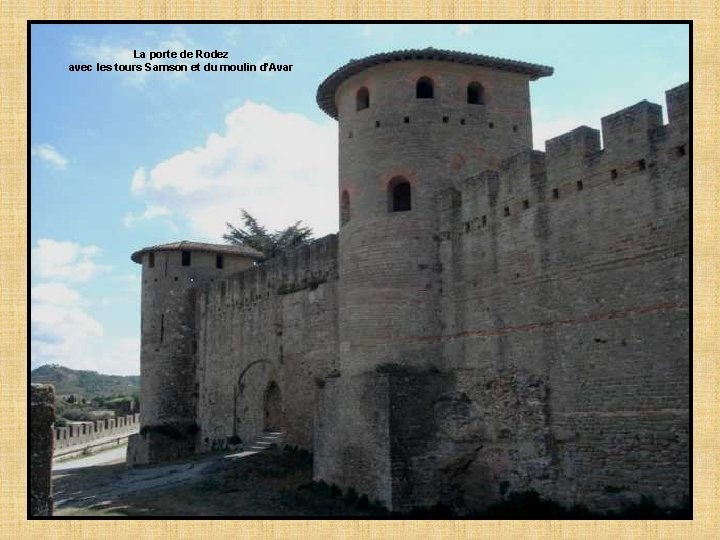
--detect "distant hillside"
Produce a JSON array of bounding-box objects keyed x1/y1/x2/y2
[{"x1": 30, "y1": 364, "x2": 140, "y2": 398}]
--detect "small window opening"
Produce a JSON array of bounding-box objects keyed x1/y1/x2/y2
[
  {"x1": 637, "y1": 159, "x2": 646, "y2": 170},
  {"x1": 443, "y1": 116, "x2": 449, "y2": 123},
  {"x1": 675, "y1": 145, "x2": 686, "y2": 157},
  {"x1": 460, "y1": 118, "x2": 466, "y2": 125},
  {"x1": 577, "y1": 180, "x2": 584, "y2": 191},
  {"x1": 467, "y1": 82, "x2": 485, "y2": 105},
  {"x1": 216, "y1": 253, "x2": 224, "y2": 269},
  {"x1": 182, "y1": 250, "x2": 191, "y2": 266},
  {"x1": 192, "y1": 340, "x2": 198, "y2": 354},
  {"x1": 148, "y1": 252, "x2": 155, "y2": 268},
  {"x1": 523, "y1": 200, "x2": 529, "y2": 210},
  {"x1": 356, "y1": 87, "x2": 369, "y2": 111},
  {"x1": 552, "y1": 188, "x2": 559, "y2": 199},
  {"x1": 513, "y1": 125, "x2": 518, "y2": 132},
  {"x1": 375, "y1": 120, "x2": 380, "y2": 128},
  {"x1": 611, "y1": 169, "x2": 618, "y2": 179},
  {"x1": 348, "y1": 130, "x2": 353, "y2": 139},
  {"x1": 340, "y1": 190, "x2": 351, "y2": 226},
  {"x1": 160, "y1": 314, "x2": 165, "y2": 344},
  {"x1": 481, "y1": 215, "x2": 487, "y2": 227},
  {"x1": 504, "y1": 207, "x2": 510, "y2": 217},
  {"x1": 389, "y1": 177, "x2": 411, "y2": 212},
  {"x1": 488, "y1": 122, "x2": 494, "y2": 129},
  {"x1": 404, "y1": 116, "x2": 410, "y2": 124},
  {"x1": 416, "y1": 77, "x2": 434, "y2": 99}
]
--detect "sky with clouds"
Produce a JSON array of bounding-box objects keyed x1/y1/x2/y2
[{"x1": 30, "y1": 23, "x2": 689, "y2": 375}]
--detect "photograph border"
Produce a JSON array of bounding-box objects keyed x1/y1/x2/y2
[{"x1": 5, "y1": 3, "x2": 717, "y2": 538}]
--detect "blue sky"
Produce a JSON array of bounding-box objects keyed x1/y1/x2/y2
[{"x1": 30, "y1": 23, "x2": 690, "y2": 375}]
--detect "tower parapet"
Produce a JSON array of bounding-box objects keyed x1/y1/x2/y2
[{"x1": 127, "y1": 241, "x2": 263, "y2": 466}]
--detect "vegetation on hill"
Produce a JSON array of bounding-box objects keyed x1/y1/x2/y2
[{"x1": 30, "y1": 364, "x2": 139, "y2": 399}]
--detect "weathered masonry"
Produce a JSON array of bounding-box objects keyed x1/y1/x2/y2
[
  {"x1": 30, "y1": 384, "x2": 55, "y2": 516},
  {"x1": 131, "y1": 48, "x2": 689, "y2": 513}
]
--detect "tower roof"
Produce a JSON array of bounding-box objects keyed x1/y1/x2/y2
[
  {"x1": 131, "y1": 241, "x2": 265, "y2": 263},
  {"x1": 317, "y1": 47, "x2": 554, "y2": 119}
]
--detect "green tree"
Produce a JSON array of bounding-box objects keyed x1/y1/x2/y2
[{"x1": 223, "y1": 209, "x2": 314, "y2": 260}]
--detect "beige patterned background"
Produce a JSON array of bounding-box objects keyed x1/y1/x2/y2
[{"x1": 1, "y1": 2, "x2": 717, "y2": 538}]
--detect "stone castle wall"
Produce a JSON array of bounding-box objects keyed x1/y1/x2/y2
[
  {"x1": 135, "y1": 60, "x2": 689, "y2": 513},
  {"x1": 54, "y1": 413, "x2": 140, "y2": 451},
  {"x1": 382, "y1": 83, "x2": 689, "y2": 511},
  {"x1": 195, "y1": 234, "x2": 338, "y2": 452},
  {"x1": 30, "y1": 384, "x2": 55, "y2": 516}
]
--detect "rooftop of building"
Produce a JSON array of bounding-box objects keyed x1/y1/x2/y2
[
  {"x1": 131, "y1": 241, "x2": 265, "y2": 263},
  {"x1": 317, "y1": 47, "x2": 554, "y2": 119}
]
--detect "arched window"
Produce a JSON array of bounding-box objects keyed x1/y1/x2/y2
[
  {"x1": 388, "y1": 177, "x2": 412, "y2": 212},
  {"x1": 416, "y1": 77, "x2": 434, "y2": 99},
  {"x1": 340, "y1": 190, "x2": 351, "y2": 226},
  {"x1": 467, "y1": 82, "x2": 484, "y2": 104},
  {"x1": 356, "y1": 87, "x2": 369, "y2": 111}
]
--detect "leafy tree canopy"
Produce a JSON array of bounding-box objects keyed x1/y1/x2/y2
[{"x1": 223, "y1": 209, "x2": 314, "y2": 260}]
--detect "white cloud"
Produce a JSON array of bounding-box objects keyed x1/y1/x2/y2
[
  {"x1": 122, "y1": 204, "x2": 172, "y2": 228},
  {"x1": 457, "y1": 24, "x2": 472, "y2": 36},
  {"x1": 362, "y1": 25, "x2": 373, "y2": 38},
  {"x1": 30, "y1": 281, "x2": 140, "y2": 376},
  {"x1": 31, "y1": 282, "x2": 82, "y2": 306},
  {"x1": 130, "y1": 101, "x2": 338, "y2": 239},
  {"x1": 31, "y1": 239, "x2": 111, "y2": 282},
  {"x1": 130, "y1": 167, "x2": 147, "y2": 194},
  {"x1": 32, "y1": 144, "x2": 68, "y2": 170}
]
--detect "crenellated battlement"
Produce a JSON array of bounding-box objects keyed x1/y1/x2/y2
[
  {"x1": 197, "y1": 234, "x2": 338, "y2": 313},
  {"x1": 440, "y1": 82, "x2": 689, "y2": 237}
]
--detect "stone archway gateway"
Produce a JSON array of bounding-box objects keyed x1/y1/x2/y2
[{"x1": 263, "y1": 382, "x2": 282, "y2": 432}]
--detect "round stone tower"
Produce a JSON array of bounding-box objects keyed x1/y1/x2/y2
[
  {"x1": 317, "y1": 48, "x2": 553, "y2": 376},
  {"x1": 127, "y1": 241, "x2": 263, "y2": 465},
  {"x1": 314, "y1": 48, "x2": 552, "y2": 507}
]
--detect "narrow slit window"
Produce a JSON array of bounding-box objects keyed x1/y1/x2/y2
[
  {"x1": 340, "y1": 190, "x2": 351, "y2": 226},
  {"x1": 389, "y1": 177, "x2": 411, "y2": 212},
  {"x1": 416, "y1": 77, "x2": 434, "y2": 99},
  {"x1": 577, "y1": 180, "x2": 584, "y2": 191},
  {"x1": 182, "y1": 250, "x2": 191, "y2": 266},
  {"x1": 356, "y1": 87, "x2": 369, "y2": 111},
  {"x1": 611, "y1": 169, "x2": 618, "y2": 179},
  {"x1": 504, "y1": 207, "x2": 510, "y2": 217},
  {"x1": 442, "y1": 116, "x2": 449, "y2": 123},
  {"x1": 160, "y1": 314, "x2": 165, "y2": 344},
  {"x1": 676, "y1": 145, "x2": 686, "y2": 157},
  {"x1": 637, "y1": 159, "x2": 646, "y2": 170},
  {"x1": 481, "y1": 215, "x2": 487, "y2": 227},
  {"x1": 467, "y1": 82, "x2": 485, "y2": 105},
  {"x1": 523, "y1": 200, "x2": 529, "y2": 210},
  {"x1": 216, "y1": 253, "x2": 224, "y2": 269},
  {"x1": 404, "y1": 116, "x2": 410, "y2": 124},
  {"x1": 552, "y1": 188, "x2": 559, "y2": 199},
  {"x1": 148, "y1": 252, "x2": 155, "y2": 268}
]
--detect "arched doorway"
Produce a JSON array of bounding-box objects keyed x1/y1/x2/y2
[{"x1": 263, "y1": 382, "x2": 282, "y2": 432}]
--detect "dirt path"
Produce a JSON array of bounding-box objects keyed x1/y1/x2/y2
[{"x1": 53, "y1": 447, "x2": 384, "y2": 517}]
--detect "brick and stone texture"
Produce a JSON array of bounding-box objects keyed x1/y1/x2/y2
[
  {"x1": 129, "y1": 246, "x2": 258, "y2": 466},
  {"x1": 195, "y1": 235, "x2": 338, "y2": 453},
  {"x1": 131, "y1": 49, "x2": 689, "y2": 514},
  {"x1": 30, "y1": 384, "x2": 55, "y2": 516}
]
